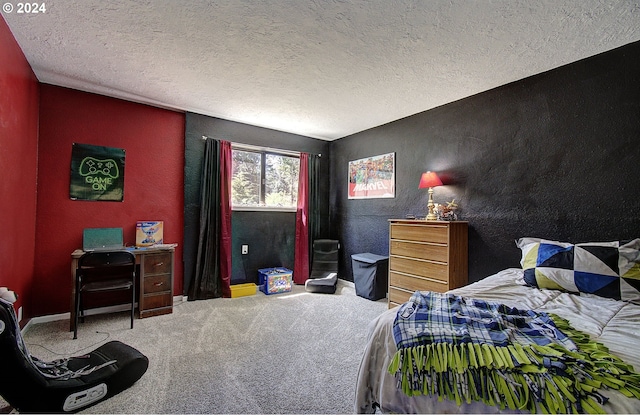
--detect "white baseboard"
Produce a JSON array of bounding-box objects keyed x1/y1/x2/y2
[{"x1": 23, "y1": 295, "x2": 184, "y2": 334}]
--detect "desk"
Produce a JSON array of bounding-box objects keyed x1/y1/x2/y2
[{"x1": 70, "y1": 246, "x2": 176, "y2": 332}]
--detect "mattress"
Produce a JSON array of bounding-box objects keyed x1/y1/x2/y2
[{"x1": 355, "y1": 268, "x2": 640, "y2": 413}]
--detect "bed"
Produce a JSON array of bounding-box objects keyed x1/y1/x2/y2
[{"x1": 355, "y1": 237, "x2": 640, "y2": 414}]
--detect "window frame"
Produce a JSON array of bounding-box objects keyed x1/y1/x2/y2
[{"x1": 231, "y1": 144, "x2": 300, "y2": 212}]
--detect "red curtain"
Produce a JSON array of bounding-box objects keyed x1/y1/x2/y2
[
  {"x1": 294, "y1": 153, "x2": 309, "y2": 284},
  {"x1": 219, "y1": 140, "x2": 232, "y2": 297}
]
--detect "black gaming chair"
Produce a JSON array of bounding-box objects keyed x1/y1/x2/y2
[
  {"x1": 305, "y1": 239, "x2": 340, "y2": 294},
  {"x1": 0, "y1": 297, "x2": 148, "y2": 413}
]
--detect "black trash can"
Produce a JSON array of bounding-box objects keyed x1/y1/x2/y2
[{"x1": 351, "y1": 253, "x2": 389, "y2": 300}]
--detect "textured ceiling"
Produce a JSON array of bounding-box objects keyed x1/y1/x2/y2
[{"x1": 4, "y1": 0, "x2": 640, "y2": 140}]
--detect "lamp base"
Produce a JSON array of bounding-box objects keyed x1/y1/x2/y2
[{"x1": 426, "y1": 187, "x2": 438, "y2": 220}]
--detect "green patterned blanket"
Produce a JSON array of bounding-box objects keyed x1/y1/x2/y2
[{"x1": 388, "y1": 291, "x2": 640, "y2": 414}]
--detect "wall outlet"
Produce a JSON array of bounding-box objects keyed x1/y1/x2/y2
[
  {"x1": 18, "y1": 306, "x2": 23, "y2": 322},
  {"x1": 241, "y1": 245, "x2": 249, "y2": 255}
]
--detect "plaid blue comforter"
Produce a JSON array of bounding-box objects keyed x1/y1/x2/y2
[
  {"x1": 389, "y1": 291, "x2": 640, "y2": 413},
  {"x1": 393, "y1": 291, "x2": 576, "y2": 351}
]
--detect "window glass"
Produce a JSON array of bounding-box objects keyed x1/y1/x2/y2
[
  {"x1": 231, "y1": 150, "x2": 261, "y2": 206},
  {"x1": 265, "y1": 154, "x2": 299, "y2": 208},
  {"x1": 231, "y1": 148, "x2": 299, "y2": 209}
]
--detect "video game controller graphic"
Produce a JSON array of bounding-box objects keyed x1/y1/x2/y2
[{"x1": 78, "y1": 157, "x2": 120, "y2": 178}]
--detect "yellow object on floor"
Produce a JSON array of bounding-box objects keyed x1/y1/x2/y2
[{"x1": 230, "y1": 283, "x2": 257, "y2": 298}]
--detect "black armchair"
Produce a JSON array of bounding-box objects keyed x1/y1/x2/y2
[
  {"x1": 0, "y1": 297, "x2": 148, "y2": 412},
  {"x1": 305, "y1": 239, "x2": 340, "y2": 294}
]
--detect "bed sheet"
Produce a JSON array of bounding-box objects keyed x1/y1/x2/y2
[{"x1": 355, "y1": 268, "x2": 640, "y2": 414}]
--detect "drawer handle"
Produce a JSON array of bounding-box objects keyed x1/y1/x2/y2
[
  {"x1": 154, "y1": 282, "x2": 164, "y2": 287},
  {"x1": 154, "y1": 262, "x2": 164, "y2": 267}
]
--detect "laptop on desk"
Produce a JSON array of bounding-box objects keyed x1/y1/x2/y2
[{"x1": 82, "y1": 228, "x2": 125, "y2": 252}]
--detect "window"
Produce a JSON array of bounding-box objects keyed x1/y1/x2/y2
[{"x1": 231, "y1": 147, "x2": 299, "y2": 210}]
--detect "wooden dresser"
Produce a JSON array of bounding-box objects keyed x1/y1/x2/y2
[
  {"x1": 388, "y1": 220, "x2": 468, "y2": 308},
  {"x1": 139, "y1": 250, "x2": 174, "y2": 318}
]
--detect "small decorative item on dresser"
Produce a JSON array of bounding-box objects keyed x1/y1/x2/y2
[
  {"x1": 418, "y1": 171, "x2": 443, "y2": 220},
  {"x1": 435, "y1": 199, "x2": 459, "y2": 221}
]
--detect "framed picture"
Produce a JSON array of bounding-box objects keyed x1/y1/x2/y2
[
  {"x1": 70, "y1": 143, "x2": 125, "y2": 201},
  {"x1": 348, "y1": 152, "x2": 395, "y2": 199}
]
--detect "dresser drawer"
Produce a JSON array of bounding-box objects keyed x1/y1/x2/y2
[
  {"x1": 143, "y1": 253, "x2": 172, "y2": 275},
  {"x1": 142, "y1": 292, "x2": 172, "y2": 309},
  {"x1": 143, "y1": 274, "x2": 171, "y2": 294},
  {"x1": 390, "y1": 224, "x2": 449, "y2": 244},
  {"x1": 388, "y1": 286, "x2": 414, "y2": 306},
  {"x1": 389, "y1": 271, "x2": 448, "y2": 293},
  {"x1": 389, "y1": 256, "x2": 448, "y2": 282},
  {"x1": 390, "y1": 240, "x2": 448, "y2": 262}
]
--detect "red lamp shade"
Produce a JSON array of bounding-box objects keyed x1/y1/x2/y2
[{"x1": 418, "y1": 171, "x2": 443, "y2": 189}]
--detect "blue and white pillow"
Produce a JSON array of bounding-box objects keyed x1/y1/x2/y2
[{"x1": 517, "y1": 237, "x2": 640, "y2": 303}]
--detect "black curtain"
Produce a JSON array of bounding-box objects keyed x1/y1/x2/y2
[
  {"x1": 308, "y1": 154, "x2": 321, "y2": 255},
  {"x1": 188, "y1": 138, "x2": 222, "y2": 300}
]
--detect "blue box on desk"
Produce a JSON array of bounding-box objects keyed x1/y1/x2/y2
[{"x1": 258, "y1": 267, "x2": 293, "y2": 295}]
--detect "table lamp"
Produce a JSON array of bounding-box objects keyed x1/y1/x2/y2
[{"x1": 418, "y1": 171, "x2": 443, "y2": 220}]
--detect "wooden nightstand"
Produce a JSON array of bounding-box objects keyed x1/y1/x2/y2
[{"x1": 388, "y1": 220, "x2": 468, "y2": 308}]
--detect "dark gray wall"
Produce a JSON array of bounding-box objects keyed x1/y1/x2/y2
[
  {"x1": 329, "y1": 40, "x2": 640, "y2": 283},
  {"x1": 184, "y1": 114, "x2": 330, "y2": 293},
  {"x1": 231, "y1": 210, "x2": 296, "y2": 284}
]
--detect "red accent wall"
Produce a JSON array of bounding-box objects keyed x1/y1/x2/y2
[
  {"x1": 36, "y1": 85, "x2": 185, "y2": 316},
  {"x1": 0, "y1": 17, "x2": 39, "y2": 318}
]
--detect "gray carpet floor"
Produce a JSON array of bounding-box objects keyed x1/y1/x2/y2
[{"x1": 16, "y1": 282, "x2": 388, "y2": 413}]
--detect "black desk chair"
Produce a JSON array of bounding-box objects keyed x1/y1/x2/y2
[{"x1": 75, "y1": 251, "x2": 136, "y2": 339}]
